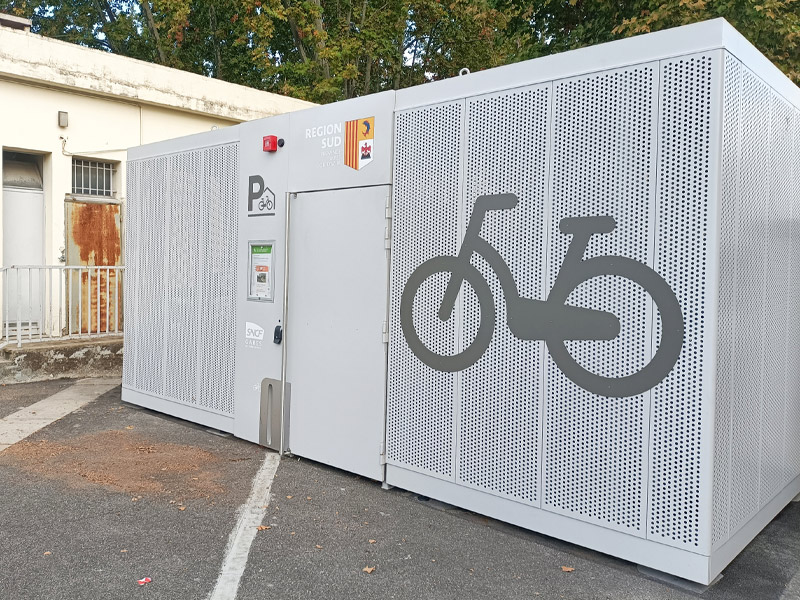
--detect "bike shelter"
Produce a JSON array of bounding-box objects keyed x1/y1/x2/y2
[{"x1": 123, "y1": 19, "x2": 800, "y2": 585}]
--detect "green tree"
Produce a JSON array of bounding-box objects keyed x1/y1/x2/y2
[
  {"x1": 510, "y1": 0, "x2": 800, "y2": 84},
  {"x1": 2, "y1": 0, "x2": 798, "y2": 100},
  {"x1": 613, "y1": 0, "x2": 800, "y2": 83}
]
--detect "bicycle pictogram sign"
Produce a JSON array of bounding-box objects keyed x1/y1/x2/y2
[{"x1": 400, "y1": 193, "x2": 684, "y2": 398}]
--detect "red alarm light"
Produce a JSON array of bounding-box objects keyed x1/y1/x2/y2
[{"x1": 263, "y1": 135, "x2": 278, "y2": 152}]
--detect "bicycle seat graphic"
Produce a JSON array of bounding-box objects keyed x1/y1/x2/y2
[{"x1": 400, "y1": 193, "x2": 684, "y2": 398}]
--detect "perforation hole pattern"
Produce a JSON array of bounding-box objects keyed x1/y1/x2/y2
[
  {"x1": 544, "y1": 66, "x2": 657, "y2": 533},
  {"x1": 164, "y1": 151, "x2": 199, "y2": 405},
  {"x1": 457, "y1": 85, "x2": 549, "y2": 504},
  {"x1": 788, "y1": 108, "x2": 800, "y2": 482},
  {"x1": 712, "y1": 53, "x2": 739, "y2": 548},
  {"x1": 714, "y1": 56, "x2": 800, "y2": 549},
  {"x1": 128, "y1": 156, "x2": 166, "y2": 397},
  {"x1": 387, "y1": 103, "x2": 462, "y2": 477},
  {"x1": 124, "y1": 145, "x2": 238, "y2": 416},
  {"x1": 122, "y1": 161, "x2": 139, "y2": 389},
  {"x1": 649, "y1": 55, "x2": 713, "y2": 548},
  {"x1": 760, "y1": 93, "x2": 793, "y2": 508},
  {"x1": 729, "y1": 66, "x2": 769, "y2": 535},
  {"x1": 197, "y1": 145, "x2": 238, "y2": 415}
]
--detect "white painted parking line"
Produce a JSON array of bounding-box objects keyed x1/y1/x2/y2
[
  {"x1": 0, "y1": 378, "x2": 120, "y2": 452},
  {"x1": 208, "y1": 451, "x2": 280, "y2": 600}
]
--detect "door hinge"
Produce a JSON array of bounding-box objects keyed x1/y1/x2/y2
[
  {"x1": 379, "y1": 441, "x2": 387, "y2": 465},
  {"x1": 385, "y1": 194, "x2": 392, "y2": 219},
  {"x1": 382, "y1": 321, "x2": 389, "y2": 344},
  {"x1": 384, "y1": 225, "x2": 391, "y2": 249}
]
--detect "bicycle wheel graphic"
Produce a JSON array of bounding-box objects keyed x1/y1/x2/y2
[
  {"x1": 546, "y1": 256, "x2": 684, "y2": 398},
  {"x1": 400, "y1": 256, "x2": 495, "y2": 372}
]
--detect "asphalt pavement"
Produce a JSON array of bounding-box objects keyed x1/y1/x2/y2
[
  {"x1": 0, "y1": 378, "x2": 77, "y2": 419},
  {"x1": 0, "y1": 380, "x2": 798, "y2": 600}
]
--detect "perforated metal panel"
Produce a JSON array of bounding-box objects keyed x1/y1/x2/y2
[
  {"x1": 648, "y1": 54, "x2": 715, "y2": 549},
  {"x1": 788, "y1": 108, "x2": 800, "y2": 483},
  {"x1": 730, "y1": 65, "x2": 770, "y2": 536},
  {"x1": 790, "y1": 108, "x2": 800, "y2": 483},
  {"x1": 197, "y1": 145, "x2": 238, "y2": 414},
  {"x1": 387, "y1": 102, "x2": 462, "y2": 478},
  {"x1": 713, "y1": 55, "x2": 800, "y2": 550},
  {"x1": 712, "y1": 53, "x2": 740, "y2": 548},
  {"x1": 384, "y1": 28, "x2": 800, "y2": 583},
  {"x1": 541, "y1": 65, "x2": 658, "y2": 534},
  {"x1": 164, "y1": 151, "x2": 199, "y2": 405},
  {"x1": 457, "y1": 84, "x2": 549, "y2": 504},
  {"x1": 128, "y1": 155, "x2": 167, "y2": 397},
  {"x1": 124, "y1": 144, "x2": 238, "y2": 417},
  {"x1": 761, "y1": 93, "x2": 793, "y2": 506},
  {"x1": 122, "y1": 161, "x2": 139, "y2": 389}
]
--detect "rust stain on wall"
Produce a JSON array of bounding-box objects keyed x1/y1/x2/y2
[
  {"x1": 67, "y1": 202, "x2": 123, "y2": 334},
  {"x1": 71, "y1": 203, "x2": 121, "y2": 265}
]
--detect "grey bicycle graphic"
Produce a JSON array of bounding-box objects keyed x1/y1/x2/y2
[{"x1": 400, "y1": 193, "x2": 684, "y2": 398}]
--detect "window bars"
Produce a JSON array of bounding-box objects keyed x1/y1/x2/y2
[{"x1": 72, "y1": 158, "x2": 115, "y2": 196}]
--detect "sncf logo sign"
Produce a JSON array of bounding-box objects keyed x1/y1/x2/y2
[
  {"x1": 248, "y1": 175, "x2": 275, "y2": 217},
  {"x1": 245, "y1": 321, "x2": 265, "y2": 350}
]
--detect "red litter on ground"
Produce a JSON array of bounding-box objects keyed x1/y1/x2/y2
[{"x1": 137, "y1": 577, "x2": 152, "y2": 586}]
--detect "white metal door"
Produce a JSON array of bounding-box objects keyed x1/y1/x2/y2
[
  {"x1": 286, "y1": 185, "x2": 390, "y2": 481},
  {"x1": 3, "y1": 187, "x2": 45, "y2": 332}
]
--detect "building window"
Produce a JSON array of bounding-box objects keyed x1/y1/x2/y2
[{"x1": 72, "y1": 158, "x2": 115, "y2": 197}]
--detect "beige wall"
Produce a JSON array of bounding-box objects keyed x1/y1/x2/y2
[
  {"x1": 0, "y1": 77, "x2": 242, "y2": 267},
  {"x1": 0, "y1": 25, "x2": 314, "y2": 271},
  {"x1": 0, "y1": 27, "x2": 313, "y2": 123}
]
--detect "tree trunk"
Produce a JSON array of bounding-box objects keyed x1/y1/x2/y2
[
  {"x1": 282, "y1": 0, "x2": 309, "y2": 63},
  {"x1": 92, "y1": 0, "x2": 118, "y2": 53},
  {"x1": 358, "y1": 0, "x2": 370, "y2": 95},
  {"x1": 363, "y1": 58, "x2": 372, "y2": 96},
  {"x1": 310, "y1": 0, "x2": 330, "y2": 79},
  {"x1": 209, "y1": 4, "x2": 222, "y2": 78},
  {"x1": 140, "y1": 1, "x2": 167, "y2": 65}
]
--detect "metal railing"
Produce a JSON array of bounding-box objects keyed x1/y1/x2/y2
[{"x1": 0, "y1": 265, "x2": 124, "y2": 348}]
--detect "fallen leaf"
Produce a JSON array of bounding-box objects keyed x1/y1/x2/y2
[
  {"x1": 43, "y1": 552, "x2": 51, "y2": 556},
  {"x1": 369, "y1": 539, "x2": 376, "y2": 544},
  {"x1": 257, "y1": 525, "x2": 271, "y2": 531},
  {"x1": 121, "y1": 550, "x2": 128, "y2": 553},
  {"x1": 290, "y1": 532, "x2": 296, "y2": 535},
  {"x1": 286, "y1": 495, "x2": 293, "y2": 499},
  {"x1": 125, "y1": 426, "x2": 134, "y2": 430},
  {"x1": 362, "y1": 566, "x2": 376, "y2": 574},
  {"x1": 178, "y1": 506, "x2": 186, "y2": 511},
  {"x1": 315, "y1": 545, "x2": 323, "y2": 549},
  {"x1": 561, "y1": 566, "x2": 575, "y2": 572},
  {"x1": 306, "y1": 496, "x2": 312, "y2": 500}
]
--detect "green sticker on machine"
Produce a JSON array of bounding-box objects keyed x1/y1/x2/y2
[{"x1": 249, "y1": 242, "x2": 274, "y2": 301}]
